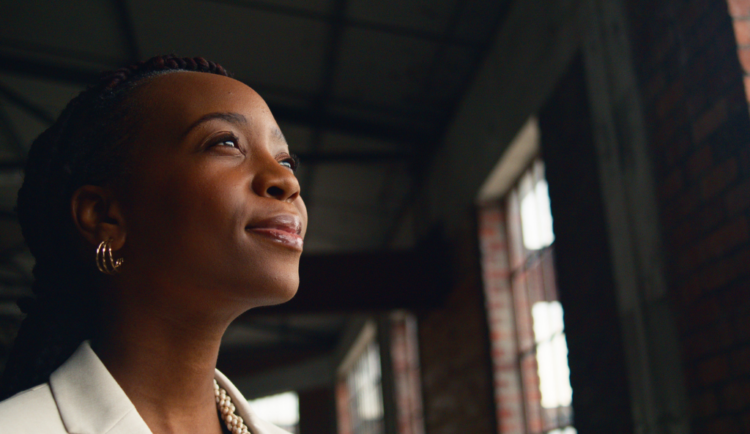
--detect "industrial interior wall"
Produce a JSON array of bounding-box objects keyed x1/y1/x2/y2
[
  {"x1": 538, "y1": 54, "x2": 634, "y2": 434},
  {"x1": 299, "y1": 387, "x2": 336, "y2": 434},
  {"x1": 417, "y1": 220, "x2": 497, "y2": 434},
  {"x1": 624, "y1": 0, "x2": 750, "y2": 431}
]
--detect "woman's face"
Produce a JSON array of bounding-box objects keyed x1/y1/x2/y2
[{"x1": 116, "y1": 71, "x2": 307, "y2": 313}]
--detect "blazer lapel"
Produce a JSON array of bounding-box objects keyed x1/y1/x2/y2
[{"x1": 49, "y1": 341, "x2": 152, "y2": 434}]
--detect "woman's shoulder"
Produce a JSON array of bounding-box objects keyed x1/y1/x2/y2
[{"x1": 0, "y1": 383, "x2": 68, "y2": 433}]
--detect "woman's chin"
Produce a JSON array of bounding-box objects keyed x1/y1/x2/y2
[{"x1": 234, "y1": 274, "x2": 300, "y2": 308}]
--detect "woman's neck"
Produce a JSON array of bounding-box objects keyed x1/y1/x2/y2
[{"x1": 94, "y1": 286, "x2": 242, "y2": 434}]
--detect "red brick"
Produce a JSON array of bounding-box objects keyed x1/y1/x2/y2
[
  {"x1": 706, "y1": 416, "x2": 742, "y2": 434},
  {"x1": 706, "y1": 216, "x2": 749, "y2": 256},
  {"x1": 739, "y1": 47, "x2": 750, "y2": 73},
  {"x1": 644, "y1": 70, "x2": 667, "y2": 101},
  {"x1": 676, "y1": 216, "x2": 748, "y2": 271},
  {"x1": 720, "y1": 278, "x2": 750, "y2": 318},
  {"x1": 683, "y1": 331, "x2": 714, "y2": 364},
  {"x1": 682, "y1": 0, "x2": 711, "y2": 33},
  {"x1": 722, "y1": 380, "x2": 750, "y2": 411},
  {"x1": 686, "y1": 145, "x2": 714, "y2": 179},
  {"x1": 693, "y1": 98, "x2": 729, "y2": 143},
  {"x1": 656, "y1": 78, "x2": 686, "y2": 119},
  {"x1": 665, "y1": 186, "x2": 702, "y2": 223},
  {"x1": 660, "y1": 167, "x2": 684, "y2": 199},
  {"x1": 730, "y1": 347, "x2": 750, "y2": 376},
  {"x1": 695, "y1": 245, "x2": 750, "y2": 292},
  {"x1": 734, "y1": 19, "x2": 750, "y2": 45},
  {"x1": 729, "y1": 0, "x2": 750, "y2": 17},
  {"x1": 698, "y1": 355, "x2": 730, "y2": 385},
  {"x1": 691, "y1": 390, "x2": 719, "y2": 418},
  {"x1": 687, "y1": 298, "x2": 721, "y2": 330},
  {"x1": 726, "y1": 178, "x2": 750, "y2": 215},
  {"x1": 671, "y1": 219, "x2": 700, "y2": 250},
  {"x1": 664, "y1": 131, "x2": 693, "y2": 169},
  {"x1": 677, "y1": 277, "x2": 703, "y2": 307},
  {"x1": 701, "y1": 158, "x2": 739, "y2": 199},
  {"x1": 733, "y1": 312, "x2": 750, "y2": 343},
  {"x1": 683, "y1": 322, "x2": 735, "y2": 362}
]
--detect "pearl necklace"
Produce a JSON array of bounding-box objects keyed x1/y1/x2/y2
[{"x1": 214, "y1": 380, "x2": 251, "y2": 434}]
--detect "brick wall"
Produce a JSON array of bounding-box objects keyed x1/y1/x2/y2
[
  {"x1": 390, "y1": 312, "x2": 425, "y2": 434},
  {"x1": 417, "y1": 222, "x2": 497, "y2": 434},
  {"x1": 624, "y1": 0, "x2": 750, "y2": 431},
  {"x1": 477, "y1": 204, "x2": 524, "y2": 434},
  {"x1": 538, "y1": 55, "x2": 634, "y2": 434}
]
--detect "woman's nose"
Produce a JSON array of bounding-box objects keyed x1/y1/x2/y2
[{"x1": 251, "y1": 156, "x2": 301, "y2": 202}]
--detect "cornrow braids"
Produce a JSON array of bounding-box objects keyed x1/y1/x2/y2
[{"x1": 0, "y1": 55, "x2": 231, "y2": 399}]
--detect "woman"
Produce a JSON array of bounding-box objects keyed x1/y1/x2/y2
[{"x1": 0, "y1": 55, "x2": 307, "y2": 434}]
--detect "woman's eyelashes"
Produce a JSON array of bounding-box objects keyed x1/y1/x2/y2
[
  {"x1": 207, "y1": 134, "x2": 299, "y2": 172},
  {"x1": 278, "y1": 154, "x2": 300, "y2": 173},
  {"x1": 212, "y1": 133, "x2": 240, "y2": 150}
]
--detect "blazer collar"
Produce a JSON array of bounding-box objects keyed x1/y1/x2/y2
[
  {"x1": 47, "y1": 341, "x2": 283, "y2": 434},
  {"x1": 49, "y1": 341, "x2": 152, "y2": 434}
]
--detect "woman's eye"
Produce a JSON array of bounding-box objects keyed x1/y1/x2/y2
[
  {"x1": 217, "y1": 139, "x2": 238, "y2": 148},
  {"x1": 279, "y1": 155, "x2": 300, "y2": 172}
]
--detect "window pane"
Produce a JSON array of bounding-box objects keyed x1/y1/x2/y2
[
  {"x1": 343, "y1": 341, "x2": 385, "y2": 434},
  {"x1": 248, "y1": 391, "x2": 299, "y2": 433},
  {"x1": 531, "y1": 302, "x2": 572, "y2": 409},
  {"x1": 520, "y1": 177, "x2": 555, "y2": 250}
]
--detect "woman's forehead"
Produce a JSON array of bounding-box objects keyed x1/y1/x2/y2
[
  {"x1": 139, "y1": 71, "x2": 268, "y2": 120},
  {"x1": 135, "y1": 71, "x2": 274, "y2": 136}
]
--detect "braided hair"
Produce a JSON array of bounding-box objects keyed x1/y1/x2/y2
[{"x1": 0, "y1": 55, "x2": 230, "y2": 399}]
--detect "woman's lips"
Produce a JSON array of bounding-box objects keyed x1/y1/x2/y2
[{"x1": 246, "y1": 215, "x2": 303, "y2": 250}]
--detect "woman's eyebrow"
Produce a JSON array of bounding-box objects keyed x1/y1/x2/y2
[
  {"x1": 183, "y1": 112, "x2": 247, "y2": 137},
  {"x1": 271, "y1": 126, "x2": 287, "y2": 144}
]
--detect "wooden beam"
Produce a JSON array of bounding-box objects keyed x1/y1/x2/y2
[{"x1": 255, "y1": 244, "x2": 451, "y2": 314}]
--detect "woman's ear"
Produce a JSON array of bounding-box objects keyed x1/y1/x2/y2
[{"x1": 70, "y1": 185, "x2": 126, "y2": 250}]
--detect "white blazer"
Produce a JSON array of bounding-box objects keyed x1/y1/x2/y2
[{"x1": 0, "y1": 341, "x2": 289, "y2": 434}]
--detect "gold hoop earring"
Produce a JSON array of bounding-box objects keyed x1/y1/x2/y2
[{"x1": 96, "y1": 238, "x2": 124, "y2": 275}]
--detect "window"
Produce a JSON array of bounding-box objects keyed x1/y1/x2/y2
[
  {"x1": 509, "y1": 160, "x2": 574, "y2": 434},
  {"x1": 247, "y1": 391, "x2": 300, "y2": 433},
  {"x1": 479, "y1": 159, "x2": 575, "y2": 434},
  {"x1": 347, "y1": 341, "x2": 385, "y2": 434},
  {"x1": 336, "y1": 326, "x2": 385, "y2": 434}
]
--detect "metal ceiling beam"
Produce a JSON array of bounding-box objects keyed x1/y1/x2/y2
[
  {"x1": 0, "y1": 52, "x2": 100, "y2": 85},
  {"x1": 0, "y1": 150, "x2": 411, "y2": 172},
  {"x1": 113, "y1": 0, "x2": 141, "y2": 63},
  {"x1": 269, "y1": 103, "x2": 430, "y2": 146},
  {"x1": 0, "y1": 81, "x2": 55, "y2": 124},
  {"x1": 257, "y1": 247, "x2": 451, "y2": 313},
  {"x1": 383, "y1": 0, "x2": 515, "y2": 248},
  {"x1": 300, "y1": 0, "x2": 355, "y2": 207},
  {"x1": 0, "y1": 53, "x2": 433, "y2": 146},
  {"x1": 203, "y1": 0, "x2": 481, "y2": 47},
  {"x1": 377, "y1": 0, "x2": 472, "y2": 248},
  {"x1": 0, "y1": 104, "x2": 26, "y2": 160},
  {"x1": 418, "y1": 0, "x2": 471, "y2": 102},
  {"x1": 0, "y1": 42, "x2": 444, "y2": 123},
  {"x1": 231, "y1": 320, "x2": 337, "y2": 346},
  {"x1": 296, "y1": 151, "x2": 409, "y2": 164}
]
